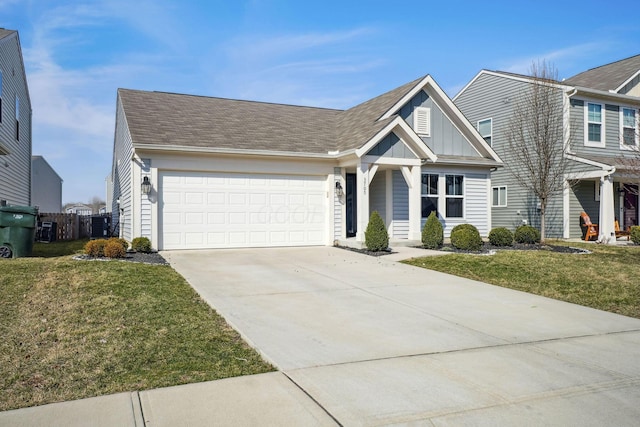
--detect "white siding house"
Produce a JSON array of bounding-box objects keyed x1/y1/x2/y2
[
  {"x1": 110, "y1": 75, "x2": 502, "y2": 250},
  {"x1": 31, "y1": 155, "x2": 63, "y2": 213},
  {"x1": 0, "y1": 29, "x2": 31, "y2": 206}
]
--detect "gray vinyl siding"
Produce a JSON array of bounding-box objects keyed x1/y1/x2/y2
[
  {"x1": 619, "y1": 74, "x2": 640, "y2": 96},
  {"x1": 569, "y1": 180, "x2": 600, "y2": 239},
  {"x1": 0, "y1": 32, "x2": 31, "y2": 206},
  {"x1": 400, "y1": 90, "x2": 478, "y2": 157},
  {"x1": 366, "y1": 132, "x2": 416, "y2": 159},
  {"x1": 31, "y1": 156, "x2": 62, "y2": 212},
  {"x1": 111, "y1": 95, "x2": 134, "y2": 241},
  {"x1": 333, "y1": 167, "x2": 342, "y2": 240},
  {"x1": 392, "y1": 170, "x2": 409, "y2": 238},
  {"x1": 455, "y1": 72, "x2": 566, "y2": 237},
  {"x1": 369, "y1": 173, "x2": 386, "y2": 225}
]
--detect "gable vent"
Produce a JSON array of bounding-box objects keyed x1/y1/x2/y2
[{"x1": 414, "y1": 107, "x2": 431, "y2": 136}]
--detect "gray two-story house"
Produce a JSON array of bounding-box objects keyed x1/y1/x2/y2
[
  {"x1": 0, "y1": 28, "x2": 32, "y2": 206},
  {"x1": 454, "y1": 55, "x2": 640, "y2": 241}
]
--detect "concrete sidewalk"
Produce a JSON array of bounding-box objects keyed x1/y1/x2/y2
[{"x1": 3, "y1": 246, "x2": 640, "y2": 426}]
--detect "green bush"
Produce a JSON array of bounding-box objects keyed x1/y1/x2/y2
[
  {"x1": 450, "y1": 223, "x2": 483, "y2": 251},
  {"x1": 131, "y1": 237, "x2": 152, "y2": 253},
  {"x1": 364, "y1": 211, "x2": 389, "y2": 251},
  {"x1": 109, "y1": 237, "x2": 129, "y2": 252},
  {"x1": 514, "y1": 225, "x2": 541, "y2": 244},
  {"x1": 630, "y1": 226, "x2": 640, "y2": 245},
  {"x1": 488, "y1": 227, "x2": 514, "y2": 247},
  {"x1": 103, "y1": 240, "x2": 126, "y2": 258},
  {"x1": 84, "y1": 239, "x2": 107, "y2": 257},
  {"x1": 422, "y1": 211, "x2": 443, "y2": 249}
]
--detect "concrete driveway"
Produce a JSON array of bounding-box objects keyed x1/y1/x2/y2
[{"x1": 163, "y1": 246, "x2": 640, "y2": 426}]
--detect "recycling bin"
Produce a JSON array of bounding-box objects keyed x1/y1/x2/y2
[{"x1": 0, "y1": 205, "x2": 38, "y2": 258}]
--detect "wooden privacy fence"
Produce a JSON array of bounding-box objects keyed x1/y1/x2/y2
[{"x1": 38, "y1": 213, "x2": 106, "y2": 241}]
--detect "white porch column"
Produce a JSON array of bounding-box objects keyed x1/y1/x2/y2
[
  {"x1": 408, "y1": 165, "x2": 422, "y2": 241},
  {"x1": 356, "y1": 161, "x2": 370, "y2": 242},
  {"x1": 599, "y1": 174, "x2": 616, "y2": 243}
]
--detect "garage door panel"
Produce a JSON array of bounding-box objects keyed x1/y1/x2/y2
[{"x1": 160, "y1": 171, "x2": 327, "y2": 249}]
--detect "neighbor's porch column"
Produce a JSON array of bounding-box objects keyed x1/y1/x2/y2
[
  {"x1": 408, "y1": 165, "x2": 422, "y2": 241},
  {"x1": 599, "y1": 174, "x2": 616, "y2": 243},
  {"x1": 356, "y1": 161, "x2": 370, "y2": 242}
]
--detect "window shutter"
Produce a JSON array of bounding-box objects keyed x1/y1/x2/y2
[{"x1": 414, "y1": 107, "x2": 430, "y2": 136}]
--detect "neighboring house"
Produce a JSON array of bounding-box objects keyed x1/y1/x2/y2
[
  {"x1": 65, "y1": 203, "x2": 92, "y2": 216},
  {"x1": 31, "y1": 155, "x2": 63, "y2": 212},
  {"x1": 454, "y1": 54, "x2": 640, "y2": 241},
  {"x1": 0, "y1": 28, "x2": 32, "y2": 206},
  {"x1": 110, "y1": 75, "x2": 502, "y2": 250}
]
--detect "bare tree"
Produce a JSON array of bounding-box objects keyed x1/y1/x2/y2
[
  {"x1": 89, "y1": 196, "x2": 105, "y2": 214},
  {"x1": 504, "y1": 61, "x2": 572, "y2": 242}
]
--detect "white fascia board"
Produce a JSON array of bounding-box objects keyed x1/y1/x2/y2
[
  {"x1": 570, "y1": 86, "x2": 640, "y2": 105},
  {"x1": 354, "y1": 117, "x2": 437, "y2": 162},
  {"x1": 452, "y1": 69, "x2": 487, "y2": 102},
  {"x1": 133, "y1": 144, "x2": 339, "y2": 160},
  {"x1": 615, "y1": 70, "x2": 640, "y2": 93},
  {"x1": 480, "y1": 70, "x2": 572, "y2": 91},
  {"x1": 565, "y1": 153, "x2": 614, "y2": 170},
  {"x1": 379, "y1": 75, "x2": 432, "y2": 121}
]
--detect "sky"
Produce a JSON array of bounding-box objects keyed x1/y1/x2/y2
[{"x1": 1, "y1": 0, "x2": 639, "y2": 204}]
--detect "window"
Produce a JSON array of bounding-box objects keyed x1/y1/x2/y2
[
  {"x1": 492, "y1": 186, "x2": 507, "y2": 207},
  {"x1": 622, "y1": 107, "x2": 637, "y2": 147},
  {"x1": 414, "y1": 107, "x2": 431, "y2": 136},
  {"x1": 445, "y1": 174, "x2": 464, "y2": 218},
  {"x1": 585, "y1": 102, "x2": 603, "y2": 146},
  {"x1": 478, "y1": 118, "x2": 492, "y2": 146},
  {"x1": 421, "y1": 173, "x2": 438, "y2": 218},
  {"x1": 15, "y1": 96, "x2": 19, "y2": 141}
]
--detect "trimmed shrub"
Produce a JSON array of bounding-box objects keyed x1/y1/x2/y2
[
  {"x1": 103, "y1": 240, "x2": 126, "y2": 258},
  {"x1": 514, "y1": 225, "x2": 541, "y2": 244},
  {"x1": 109, "y1": 237, "x2": 129, "y2": 252},
  {"x1": 488, "y1": 227, "x2": 514, "y2": 247},
  {"x1": 364, "y1": 211, "x2": 389, "y2": 251},
  {"x1": 131, "y1": 237, "x2": 152, "y2": 253},
  {"x1": 450, "y1": 223, "x2": 483, "y2": 251},
  {"x1": 630, "y1": 226, "x2": 640, "y2": 245},
  {"x1": 84, "y1": 239, "x2": 107, "y2": 257},
  {"x1": 422, "y1": 211, "x2": 444, "y2": 249}
]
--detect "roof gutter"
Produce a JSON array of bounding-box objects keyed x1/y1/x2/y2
[{"x1": 569, "y1": 85, "x2": 640, "y2": 104}]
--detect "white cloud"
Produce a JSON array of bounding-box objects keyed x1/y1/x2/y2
[{"x1": 500, "y1": 42, "x2": 610, "y2": 76}]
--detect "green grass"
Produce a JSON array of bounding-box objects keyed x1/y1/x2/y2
[
  {"x1": 0, "y1": 239, "x2": 274, "y2": 411},
  {"x1": 403, "y1": 241, "x2": 640, "y2": 319}
]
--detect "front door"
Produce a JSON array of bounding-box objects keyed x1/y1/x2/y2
[
  {"x1": 346, "y1": 173, "x2": 357, "y2": 237},
  {"x1": 624, "y1": 185, "x2": 638, "y2": 229}
]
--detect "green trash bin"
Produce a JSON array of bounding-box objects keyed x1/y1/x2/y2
[{"x1": 0, "y1": 205, "x2": 38, "y2": 258}]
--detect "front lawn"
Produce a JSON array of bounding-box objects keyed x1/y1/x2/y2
[
  {"x1": 0, "y1": 239, "x2": 274, "y2": 411},
  {"x1": 403, "y1": 241, "x2": 640, "y2": 319}
]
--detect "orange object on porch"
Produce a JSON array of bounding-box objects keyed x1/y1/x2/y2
[
  {"x1": 615, "y1": 220, "x2": 630, "y2": 241},
  {"x1": 580, "y1": 212, "x2": 598, "y2": 241}
]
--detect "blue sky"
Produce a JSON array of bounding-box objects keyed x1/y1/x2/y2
[{"x1": 2, "y1": 0, "x2": 639, "y2": 204}]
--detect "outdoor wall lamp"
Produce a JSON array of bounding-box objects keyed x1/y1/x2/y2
[
  {"x1": 141, "y1": 176, "x2": 152, "y2": 195},
  {"x1": 335, "y1": 181, "x2": 344, "y2": 198}
]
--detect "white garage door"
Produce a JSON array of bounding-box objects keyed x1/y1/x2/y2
[{"x1": 160, "y1": 171, "x2": 327, "y2": 250}]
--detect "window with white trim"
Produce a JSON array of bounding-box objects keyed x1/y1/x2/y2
[
  {"x1": 478, "y1": 118, "x2": 492, "y2": 146},
  {"x1": 421, "y1": 173, "x2": 438, "y2": 218},
  {"x1": 414, "y1": 107, "x2": 431, "y2": 136},
  {"x1": 445, "y1": 174, "x2": 464, "y2": 218},
  {"x1": 492, "y1": 186, "x2": 507, "y2": 207},
  {"x1": 621, "y1": 107, "x2": 637, "y2": 147},
  {"x1": 585, "y1": 102, "x2": 603, "y2": 146}
]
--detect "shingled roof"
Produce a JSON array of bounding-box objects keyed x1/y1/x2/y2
[
  {"x1": 563, "y1": 54, "x2": 640, "y2": 92},
  {"x1": 0, "y1": 28, "x2": 15, "y2": 40},
  {"x1": 120, "y1": 76, "x2": 427, "y2": 156}
]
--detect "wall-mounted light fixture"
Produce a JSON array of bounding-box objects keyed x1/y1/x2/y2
[
  {"x1": 141, "y1": 176, "x2": 152, "y2": 195},
  {"x1": 335, "y1": 181, "x2": 344, "y2": 198}
]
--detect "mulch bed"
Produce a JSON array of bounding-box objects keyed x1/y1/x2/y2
[
  {"x1": 338, "y1": 243, "x2": 590, "y2": 256},
  {"x1": 74, "y1": 251, "x2": 169, "y2": 265}
]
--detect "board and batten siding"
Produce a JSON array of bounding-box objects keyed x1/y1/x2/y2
[
  {"x1": 111, "y1": 94, "x2": 134, "y2": 241},
  {"x1": 0, "y1": 32, "x2": 31, "y2": 206},
  {"x1": 392, "y1": 170, "x2": 409, "y2": 238},
  {"x1": 399, "y1": 90, "x2": 479, "y2": 157}
]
